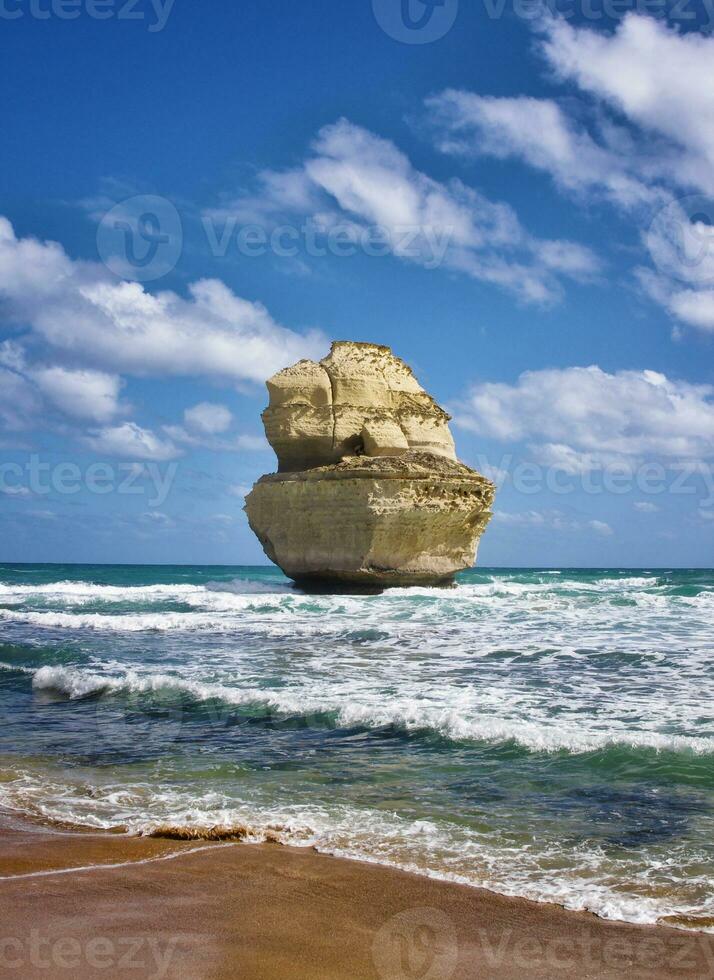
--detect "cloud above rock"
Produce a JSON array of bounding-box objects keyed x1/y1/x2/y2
[
  {"x1": 0, "y1": 217, "x2": 325, "y2": 387},
  {"x1": 208, "y1": 118, "x2": 600, "y2": 306}
]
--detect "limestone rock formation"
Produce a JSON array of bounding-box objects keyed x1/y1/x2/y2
[{"x1": 245, "y1": 341, "x2": 495, "y2": 588}]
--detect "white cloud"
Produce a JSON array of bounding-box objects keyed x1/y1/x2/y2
[
  {"x1": 666, "y1": 289, "x2": 714, "y2": 333},
  {"x1": 535, "y1": 15, "x2": 714, "y2": 333},
  {"x1": 636, "y1": 197, "x2": 714, "y2": 333},
  {"x1": 539, "y1": 15, "x2": 714, "y2": 197},
  {"x1": 0, "y1": 366, "x2": 41, "y2": 431},
  {"x1": 227, "y1": 483, "x2": 252, "y2": 498},
  {"x1": 0, "y1": 340, "x2": 26, "y2": 372},
  {"x1": 209, "y1": 513, "x2": 236, "y2": 525},
  {"x1": 31, "y1": 367, "x2": 123, "y2": 423},
  {"x1": 425, "y1": 91, "x2": 659, "y2": 210},
  {"x1": 211, "y1": 119, "x2": 599, "y2": 305},
  {"x1": 634, "y1": 501, "x2": 658, "y2": 513},
  {"x1": 456, "y1": 365, "x2": 714, "y2": 464},
  {"x1": 535, "y1": 442, "x2": 634, "y2": 476},
  {"x1": 0, "y1": 484, "x2": 30, "y2": 497},
  {"x1": 0, "y1": 218, "x2": 325, "y2": 386},
  {"x1": 589, "y1": 519, "x2": 614, "y2": 536},
  {"x1": 494, "y1": 509, "x2": 548, "y2": 526},
  {"x1": 425, "y1": 17, "x2": 714, "y2": 334},
  {"x1": 494, "y1": 509, "x2": 612, "y2": 535},
  {"x1": 0, "y1": 345, "x2": 124, "y2": 432},
  {"x1": 183, "y1": 402, "x2": 232, "y2": 435},
  {"x1": 139, "y1": 511, "x2": 176, "y2": 528},
  {"x1": 86, "y1": 422, "x2": 180, "y2": 461},
  {"x1": 162, "y1": 417, "x2": 267, "y2": 453},
  {"x1": 639, "y1": 263, "x2": 714, "y2": 336}
]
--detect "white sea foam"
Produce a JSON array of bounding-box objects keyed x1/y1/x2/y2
[
  {"x1": 204, "y1": 578, "x2": 294, "y2": 595},
  {"x1": 4, "y1": 569, "x2": 714, "y2": 929},
  {"x1": 0, "y1": 581, "x2": 199, "y2": 600},
  {"x1": 1, "y1": 768, "x2": 711, "y2": 928},
  {"x1": 1, "y1": 609, "x2": 215, "y2": 631},
  {"x1": 0, "y1": 576, "x2": 294, "y2": 611},
  {"x1": 27, "y1": 663, "x2": 714, "y2": 755}
]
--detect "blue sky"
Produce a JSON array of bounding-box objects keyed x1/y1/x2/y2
[{"x1": 1, "y1": 0, "x2": 714, "y2": 565}]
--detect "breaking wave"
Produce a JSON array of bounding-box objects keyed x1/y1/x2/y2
[
  {"x1": 3, "y1": 565, "x2": 714, "y2": 931},
  {"x1": 28, "y1": 663, "x2": 714, "y2": 756}
]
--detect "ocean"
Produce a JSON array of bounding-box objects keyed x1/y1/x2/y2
[{"x1": 0, "y1": 563, "x2": 712, "y2": 929}]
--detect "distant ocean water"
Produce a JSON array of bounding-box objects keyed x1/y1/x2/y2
[{"x1": 1, "y1": 563, "x2": 713, "y2": 928}]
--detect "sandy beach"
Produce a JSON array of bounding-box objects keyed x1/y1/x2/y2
[{"x1": 0, "y1": 814, "x2": 712, "y2": 980}]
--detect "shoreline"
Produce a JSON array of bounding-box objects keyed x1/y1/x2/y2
[{"x1": 2, "y1": 812, "x2": 714, "y2": 978}]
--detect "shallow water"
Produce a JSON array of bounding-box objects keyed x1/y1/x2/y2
[{"x1": 1, "y1": 563, "x2": 713, "y2": 927}]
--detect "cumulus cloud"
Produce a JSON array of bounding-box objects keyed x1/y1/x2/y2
[
  {"x1": 538, "y1": 15, "x2": 714, "y2": 332},
  {"x1": 637, "y1": 198, "x2": 714, "y2": 333},
  {"x1": 639, "y1": 274, "x2": 714, "y2": 335},
  {"x1": 425, "y1": 91, "x2": 660, "y2": 210},
  {"x1": 539, "y1": 15, "x2": 714, "y2": 197},
  {"x1": 210, "y1": 119, "x2": 599, "y2": 305},
  {"x1": 634, "y1": 501, "x2": 659, "y2": 513},
  {"x1": 535, "y1": 442, "x2": 635, "y2": 476},
  {"x1": 425, "y1": 16, "x2": 714, "y2": 333},
  {"x1": 183, "y1": 402, "x2": 233, "y2": 435},
  {"x1": 31, "y1": 367, "x2": 124, "y2": 423},
  {"x1": 0, "y1": 217, "x2": 325, "y2": 387},
  {"x1": 0, "y1": 341, "x2": 125, "y2": 434},
  {"x1": 0, "y1": 340, "x2": 26, "y2": 372},
  {"x1": 162, "y1": 401, "x2": 267, "y2": 453},
  {"x1": 163, "y1": 423, "x2": 267, "y2": 453},
  {"x1": 456, "y1": 365, "x2": 714, "y2": 465},
  {"x1": 588, "y1": 519, "x2": 614, "y2": 536},
  {"x1": 0, "y1": 367, "x2": 42, "y2": 431},
  {"x1": 86, "y1": 422, "x2": 181, "y2": 461}
]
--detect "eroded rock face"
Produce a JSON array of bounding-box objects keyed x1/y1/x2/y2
[
  {"x1": 262, "y1": 342, "x2": 456, "y2": 472},
  {"x1": 246, "y1": 342, "x2": 494, "y2": 588}
]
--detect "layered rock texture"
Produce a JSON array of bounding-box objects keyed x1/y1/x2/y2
[{"x1": 245, "y1": 342, "x2": 495, "y2": 588}]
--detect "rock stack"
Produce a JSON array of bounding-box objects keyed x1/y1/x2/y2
[{"x1": 245, "y1": 342, "x2": 495, "y2": 588}]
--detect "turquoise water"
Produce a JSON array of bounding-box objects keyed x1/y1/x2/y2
[{"x1": 1, "y1": 563, "x2": 713, "y2": 927}]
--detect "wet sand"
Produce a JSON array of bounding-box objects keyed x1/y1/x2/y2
[{"x1": 1, "y1": 813, "x2": 713, "y2": 979}]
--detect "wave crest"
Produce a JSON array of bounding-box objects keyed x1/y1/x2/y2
[{"x1": 27, "y1": 664, "x2": 714, "y2": 756}]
